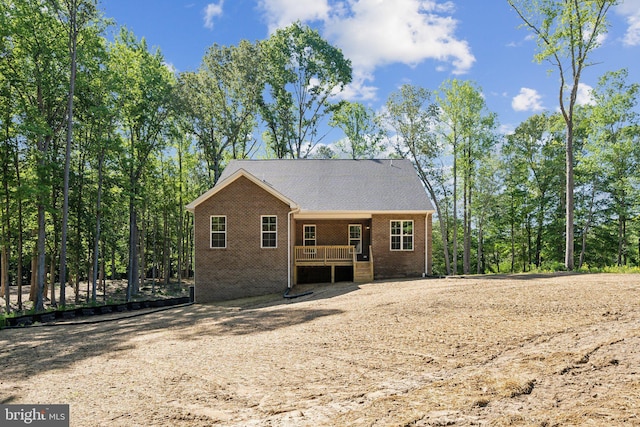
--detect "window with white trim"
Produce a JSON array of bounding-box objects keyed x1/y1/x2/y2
[
  {"x1": 390, "y1": 220, "x2": 413, "y2": 251},
  {"x1": 210, "y1": 216, "x2": 227, "y2": 248},
  {"x1": 303, "y1": 225, "x2": 316, "y2": 246},
  {"x1": 303, "y1": 224, "x2": 316, "y2": 255},
  {"x1": 349, "y1": 224, "x2": 362, "y2": 254},
  {"x1": 261, "y1": 216, "x2": 277, "y2": 248}
]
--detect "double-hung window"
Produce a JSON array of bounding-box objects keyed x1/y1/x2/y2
[
  {"x1": 390, "y1": 220, "x2": 413, "y2": 251},
  {"x1": 261, "y1": 216, "x2": 277, "y2": 248},
  {"x1": 210, "y1": 216, "x2": 227, "y2": 248},
  {"x1": 303, "y1": 225, "x2": 316, "y2": 255},
  {"x1": 349, "y1": 224, "x2": 362, "y2": 254},
  {"x1": 303, "y1": 225, "x2": 316, "y2": 247}
]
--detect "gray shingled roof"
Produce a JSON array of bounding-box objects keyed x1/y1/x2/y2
[{"x1": 217, "y1": 159, "x2": 434, "y2": 212}]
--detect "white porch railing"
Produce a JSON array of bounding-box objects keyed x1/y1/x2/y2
[{"x1": 294, "y1": 245, "x2": 355, "y2": 265}]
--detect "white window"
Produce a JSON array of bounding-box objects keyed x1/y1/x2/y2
[
  {"x1": 261, "y1": 216, "x2": 277, "y2": 248},
  {"x1": 210, "y1": 216, "x2": 227, "y2": 248},
  {"x1": 349, "y1": 224, "x2": 362, "y2": 254},
  {"x1": 390, "y1": 220, "x2": 413, "y2": 251},
  {"x1": 303, "y1": 225, "x2": 316, "y2": 254},
  {"x1": 303, "y1": 225, "x2": 316, "y2": 246}
]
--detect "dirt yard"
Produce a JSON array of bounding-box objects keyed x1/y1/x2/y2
[{"x1": 1, "y1": 273, "x2": 639, "y2": 426}]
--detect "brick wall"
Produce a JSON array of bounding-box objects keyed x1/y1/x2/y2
[
  {"x1": 291, "y1": 215, "x2": 432, "y2": 280},
  {"x1": 193, "y1": 176, "x2": 292, "y2": 302},
  {"x1": 293, "y1": 219, "x2": 372, "y2": 248},
  {"x1": 371, "y1": 213, "x2": 430, "y2": 279}
]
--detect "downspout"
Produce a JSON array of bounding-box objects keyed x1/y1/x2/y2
[
  {"x1": 285, "y1": 207, "x2": 312, "y2": 299},
  {"x1": 424, "y1": 213, "x2": 429, "y2": 277},
  {"x1": 287, "y1": 207, "x2": 300, "y2": 289}
]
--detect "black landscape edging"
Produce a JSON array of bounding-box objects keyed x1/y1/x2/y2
[{"x1": 4, "y1": 296, "x2": 191, "y2": 328}]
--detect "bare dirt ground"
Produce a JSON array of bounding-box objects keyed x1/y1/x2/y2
[{"x1": 1, "y1": 273, "x2": 639, "y2": 426}]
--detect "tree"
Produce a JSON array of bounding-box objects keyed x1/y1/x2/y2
[
  {"x1": 108, "y1": 29, "x2": 175, "y2": 301},
  {"x1": 0, "y1": 76, "x2": 15, "y2": 312},
  {"x1": 384, "y1": 84, "x2": 452, "y2": 275},
  {"x1": 260, "y1": 21, "x2": 352, "y2": 158},
  {"x1": 582, "y1": 69, "x2": 640, "y2": 266},
  {"x1": 503, "y1": 113, "x2": 564, "y2": 268},
  {"x1": 48, "y1": 0, "x2": 99, "y2": 307},
  {"x1": 508, "y1": 0, "x2": 618, "y2": 270},
  {"x1": 2, "y1": 0, "x2": 70, "y2": 311},
  {"x1": 178, "y1": 41, "x2": 262, "y2": 185},
  {"x1": 436, "y1": 79, "x2": 497, "y2": 274},
  {"x1": 329, "y1": 101, "x2": 385, "y2": 159}
]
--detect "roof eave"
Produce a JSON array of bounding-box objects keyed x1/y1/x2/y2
[
  {"x1": 293, "y1": 209, "x2": 435, "y2": 219},
  {"x1": 185, "y1": 168, "x2": 299, "y2": 212}
]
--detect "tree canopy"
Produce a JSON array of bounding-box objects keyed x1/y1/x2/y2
[{"x1": 0, "y1": 5, "x2": 639, "y2": 316}]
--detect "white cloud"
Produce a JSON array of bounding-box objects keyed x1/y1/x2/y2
[
  {"x1": 258, "y1": 0, "x2": 330, "y2": 32},
  {"x1": 616, "y1": 0, "x2": 640, "y2": 46},
  {"x1": 257, "y1": 0, "x2": 475, "y2": 100},
  {"x1": 163, "y1": 62, "x2": 178, "y2": 74},
  {"x1": 512, "y1": 87, "x2": 544, "y2": 112},
  {"x1": 575, "y1": 83, "x2": 595, "y2": 106},
  {"x1": 203, "y1": 1, "x2": 224, "y2": 30},
  {"x1": 325, "y1": 0, "x2": 474, "y2": 75},
  {"x1": 335, "y1": 69, "x2": 378, "y2": 101}
]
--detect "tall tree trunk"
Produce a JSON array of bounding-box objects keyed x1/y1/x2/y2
[
  {"x1": 462, "y1": 143, "x2": 471, "y2": 275},
  {"x1": 73, "y1": 152, "x2": 85, "y2": 304},
  {"x1": 152, "y1": 215, "x2": 157, "y2": 294},
  {"x1": 535, "y1": 197, "x2": 545, "y2": 268},
  {"x1": 91, "y1": 151, "x2": 104, "y2": 304},
  {"x1": 101, "y1": 237, "x2": 106, "y2": 302},
  {"x1": 127, "y1": 194, "x2": 139, "y2": 301},
  {"x1": 30, "y1": 249, "x2": 37, "y2": 302},
  {"x1": 1, "y1": 246, "x2": 8, "y2": 313},
  {"x1": 565, "y1": 127, "x2": 575, "y2": 270},
  {"x1": 59, "y1": 3, "x2": 78, "y2": 308},
  {"x1": 510, "y1": 203, "x2": 516, "y2": 273},
  {"x1": 13, "y1": 145, "x2": 24, "y2": 311},
  {"x1": 139, "y1": 206, "x2": 146, "y2": 290},
  {"x1": 579, "y1": 184, "x2": 597, "y2": 269},
  {"x1": 452, "y1": 150, "x2": 458, "y2": 275},
  {"x1": 414, "y1": 164, "x2": 451, "y2": 275},
  {"x1": 48, "y1": 244, "x2": 57, "y2": 303},
  {"x1": 476, "y1": 212, "x2": 485, "y2": 275},
  {"x1": 2, "y1": 146, "x2": 11, "y2": 312},
  {"x1": 110, "y1": 244, "x2": 116, "y2": 281},
  {"x1": 163, "y1": 207, "x2": 170, "y2": 286},
  {"x1": 35, "y1": 200, "x2": 47, "y2": 311},
  {"x1": 177, "y1": 147, "x2": 183, "y2": 285},
  {"x1": 617, "y1": 211, "x2": 626, "y2": 266},
  {"x1": 49, "y1": 187, "x2": 60, "y2": 306}
]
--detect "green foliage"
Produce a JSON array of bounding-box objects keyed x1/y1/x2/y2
[
  {"x1": 1, "y1": 1, "x2": 639, "y2": 316},
  {"x1": 508, "y1": 0, "x2": 619, "y2": 271},
  {"x1": 329, "y1": 101, "x2": 385, "y2": 159},
  {"x1": 260, "y1": 21, "x2": 352, "y2": 158},
  {"x1": 177, "y1": 41, "x2": 262, "y2": 184}
]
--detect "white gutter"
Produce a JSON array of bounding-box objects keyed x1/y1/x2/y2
[
  {"x1": 287, "y1": 207, "x2": 300, "y2": 289},
  {"x1": 424, "y1": 213, "x2": 429, "y2": 276}
]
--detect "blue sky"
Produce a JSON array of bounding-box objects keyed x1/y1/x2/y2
[{"x1": 100, "y1": 0, "x2": 640, "y2": 142}]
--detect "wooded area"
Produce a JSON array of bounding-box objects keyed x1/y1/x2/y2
[{"x1": 1, "y1": 0, "x2": 638, "y2": 315}]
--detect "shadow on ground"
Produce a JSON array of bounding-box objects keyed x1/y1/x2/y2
[{"x1": 1, "y1": 281, "x2": 363, "y2": 382}]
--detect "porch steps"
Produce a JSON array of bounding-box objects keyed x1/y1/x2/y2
[{"x1": 354, "y1": 262, "x2": 374, "y2": 282}]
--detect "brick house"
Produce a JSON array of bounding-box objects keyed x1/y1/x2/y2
[{"x1": 186, "y1": 159, "x2": 434, "y2": 302}]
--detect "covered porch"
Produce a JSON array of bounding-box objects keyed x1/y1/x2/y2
[{"x1": 293, "y1": 245, "x2": 374, "y2": 284}]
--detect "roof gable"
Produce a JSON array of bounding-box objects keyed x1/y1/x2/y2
[
  {"x1": 185, "y1": 168, "x2": 298, "y2": 212},
  {"x1": 187, "y1": 159, "x2": 434, "y2": 213}
]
